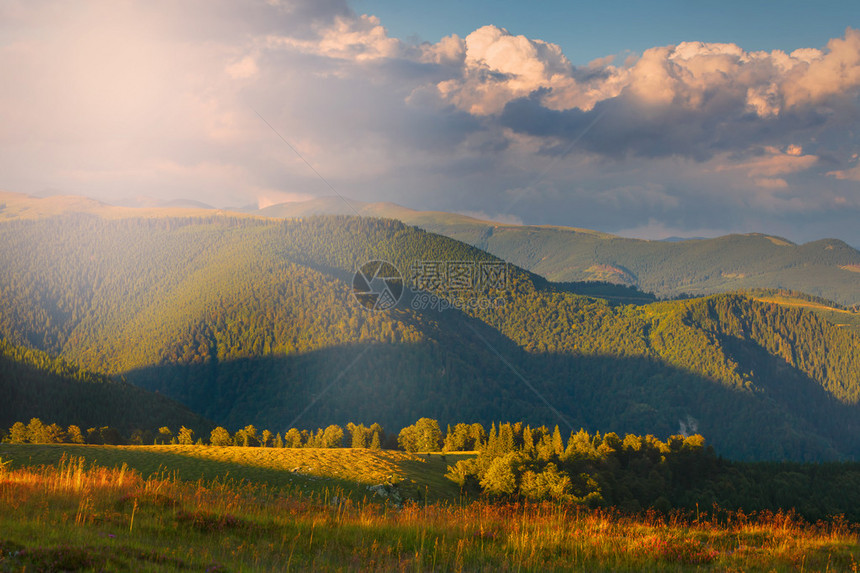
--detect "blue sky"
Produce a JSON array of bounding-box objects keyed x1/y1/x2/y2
[
  {"x1": 355, "y1": 0, "x2": 858, "y2": 65},
  {"x1": 1, "y1": 0, "x2": 860, "y2": 246}
]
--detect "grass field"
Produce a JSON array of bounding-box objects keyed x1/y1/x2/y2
[
  {"x1": 1, "y1": 446, "x2": 859, "y2": 571},
  {"x1": 0, "y1": 444, "x2": 472, "y2": 503}
]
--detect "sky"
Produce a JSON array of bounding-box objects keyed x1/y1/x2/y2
[{"x1": 2, "y1": 1, "x2": 860, "y2": 246}]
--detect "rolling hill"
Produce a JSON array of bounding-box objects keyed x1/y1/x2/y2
[
  {"x1": 0, "y1": 190, "x2": 236, "y2": 221},
  {"x1": 4, "y1": 189, "x2": 857, "y2": 306},
  {"x1": 255, "y1": 197, "x2": 860, "y2": 307},
  {"x1": 0, "y1": 211, "x2": 859, "y2": 461}
]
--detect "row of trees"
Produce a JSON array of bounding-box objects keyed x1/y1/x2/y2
[
  {"x1": 5, "y1": 418, "x2": 124, "y2": 445},
  {"x1": 444, "y1": 422, "x2": 713, "y2": 505},
  {"x1": 3, "y1": 417, "x2": 572, "y2": 455},
  {"x1": 1, "y1": 418, "x2": 390, "y2": 449},
  {"x1": 0, "y1": 417, "x2": 694, "y2": 463},
  {"x1": 208, "y1": 422, "x2": 387, "y2": 449}
]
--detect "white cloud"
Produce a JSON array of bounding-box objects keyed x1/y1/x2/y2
[
  {"x1": 271, "y1": 13, "x2": 403, "y2": 61},
  {"x1": 783, "y1": 29, "x2": 860, "y2": 107},
  {"x1": 745, "y1": 84, "x2": 781, "y2": 117},
  {"x1": 419, "y1": 34, "x2": 465, "y2": 65},
  {"x1": 428, "y1": 28, "x2": 860, "y2": 121},
  {"x1": 434, "y1": 25, "x2": 624, "y2": 115},
  {"x1": 1, "y1": 1, "x2": 860, "y2": 246}
]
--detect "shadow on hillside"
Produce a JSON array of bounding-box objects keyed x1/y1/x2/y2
[
  {"x1": 0, "y1": 354, "x2": 208, "y2": 433},
  {"x1": 122, "y1": 309, "x2": 860, "y2": 463}
]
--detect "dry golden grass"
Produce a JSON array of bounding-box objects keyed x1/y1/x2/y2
[
  {"x1": 140, "y1": 445, "x2": 421, "y2": 484},
  {"x1": 0, "y1": 443, "x2": 473, "y2": 504},
  {"x1": 1, "y1": 455, "x2": 859, "y2": 571},
  {"x1": 753, "y1": 296, "x2": 854, "y2": 314}
]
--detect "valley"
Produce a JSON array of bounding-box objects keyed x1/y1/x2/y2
[{"x1": 0, "y1": 197, "x2": 858, "y2": 570}]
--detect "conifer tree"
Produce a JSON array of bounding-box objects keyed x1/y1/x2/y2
[{"x1": 552, "y1": 425, "x2": 564, "y2": 455}]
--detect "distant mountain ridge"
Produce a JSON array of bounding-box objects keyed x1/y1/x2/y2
[
  {"x1": 253, "y1": 196, "x2": 860, "y2": 307},
  {"x1": 5, "y1": 190, "x2": 855, "y2": 306},
  {"x1": 0, "y1": 190, "x2": 235, "y2": 221}
]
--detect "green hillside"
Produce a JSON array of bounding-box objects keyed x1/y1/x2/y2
[
  {"x1": 6, "y1": 189, "x2": 856, "y2": 305},
  {"x1": 255, "y1": 197, "x2": 860, "y2": 307},
  {"x1": 0, "y1": 337, "x2": 210, "y2": 435},
  {"x1": 744, "y1": 288, "x2": 860, "y2": 335},
  {"x1": 1, "y1": 214, "x2": 859, "y2": 461}
]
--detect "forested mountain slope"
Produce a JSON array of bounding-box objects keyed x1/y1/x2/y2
[
  {"x1": 1, "y1": 214, "x2": 859, "y2": 460},
  {"x1": 0, "y1": 338, "x2": 209, "y2": 434},
  {"x1": 746, "y1": 289, "x2": 860, "y2": 334},
  {"x1": 5, "y1": 189, "x2": 857, "y2": 305},
  {"x1": 257, "y1": 197, "x2": 860, "y2": 307}
]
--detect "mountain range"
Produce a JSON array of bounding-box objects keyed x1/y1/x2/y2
[
  {"x1": 0, "y1": 193, "x2": 858, "y2": 461},
  {"x1": 254, "y1": 196, "x2": 860, "y2": 308},
  {"x1": 5, "y1": 190, "x2": 858, "y2": 307}
]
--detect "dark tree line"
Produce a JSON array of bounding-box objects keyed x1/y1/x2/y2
[{"x1": 442, "y1": 421, "x2": 860, "y2": 523}]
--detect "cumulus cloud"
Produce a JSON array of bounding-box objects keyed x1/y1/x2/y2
[
  {"x1": 434, "y1": 25, "x2": 627, "y2": 115},
  {"x1": 827, "y1": 155, "x2": 860, "y2": 181},
  {"x1": 429, "y1": 27, "x2": 860, "y2": 123},
  {"x1": 419, "y1": 34, "x2": 466, "y2": 65},
  {"x1": 782, "y1": 30, "x2": 860, "y2": 107},
  {"x1": 1, "y1": 0, "x2": 860, "y2": 246},
  {"x1": 270, "y1": 13, "x2": 403, "y2": 61},
  {"x1": 226, "y1": 55, "x2": 260, "y2": 79},
  {"x1": 715, "y1": 146, "x2": 819, "y2": 179}
]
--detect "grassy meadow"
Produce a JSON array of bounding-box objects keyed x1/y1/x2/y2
[
  {"x1": 0, "y1": 444, "x2": 471, "y2": 504},
  {"x1": 0, "y1": 445, "x2": 859, "y2": 571}
]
